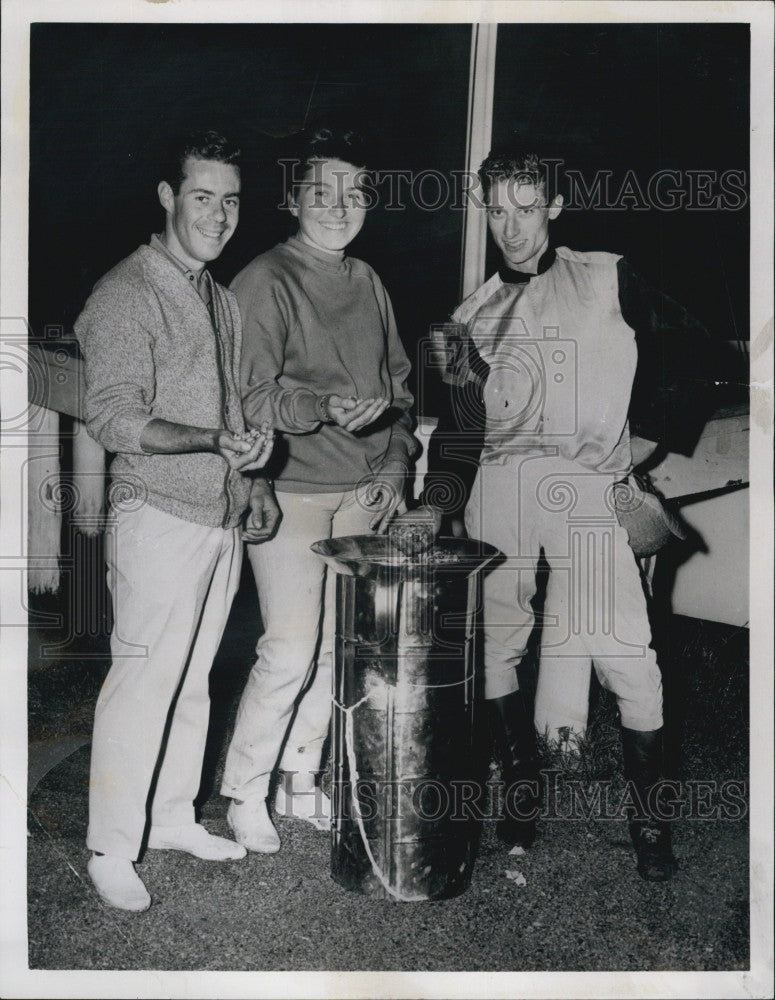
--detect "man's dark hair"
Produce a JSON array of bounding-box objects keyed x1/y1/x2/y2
[
  {"x1": 478, "y1": 149, "x2": 564, "y2": 203},
  {"x1": 284, "y1": 124, "x2": 374, "y2": 198},
  {"x1": 162, "y1": 130, "x2": 242, "y2": 194}
]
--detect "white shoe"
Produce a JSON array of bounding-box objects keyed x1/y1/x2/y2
[
  {"x1": 226, "y1": 797, "x2": 280, "y2": 854},
  {"x1": 147, "y1": 822, "x2": 247, "y2": 860},
  {"x1": 274, "y1": 785, "x2": 331, "y2": 832},
  {"x1": 87, "y1": 854, "x2": 151, "y2": 912}
]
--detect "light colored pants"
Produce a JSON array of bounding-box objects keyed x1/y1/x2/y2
[
  {"x1": 464, "y1": 455, "x2": 663, "y2": 733},
  {"x1": 221, "y1": 489, "x2": 375, "y2": 801},
  {"x1": 87, "y1": 503, "x2": 242, "y2": 860}
]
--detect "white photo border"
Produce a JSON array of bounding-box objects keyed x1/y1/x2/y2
[{"x1": 2, "y1": 2, "x2": 772, "y2": 998}]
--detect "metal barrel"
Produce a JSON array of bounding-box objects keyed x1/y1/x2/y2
[{"x1": 312, "y1": 535, "x2": 498, "y2": 902}]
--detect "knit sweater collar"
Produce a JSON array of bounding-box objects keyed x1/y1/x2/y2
[
  {"x1": 149, "y1": 233, "x2": 213, "y2": 301},
  {"x1": 286, "y1": 233, "x2": 350, "y2": 274}
]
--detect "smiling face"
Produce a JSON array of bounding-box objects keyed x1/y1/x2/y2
[
  {"x1": 289, "y1": 157, "x2": 368, "y2": 255},
  {"x1": 486, "y1": 178, "x2": 563, "y2": 274},
  {"x1": 157, "y1": 156, "x2": 241, "y2": 270}
]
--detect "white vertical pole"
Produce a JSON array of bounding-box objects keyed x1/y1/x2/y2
[{"x1": 460, "y1": 22, "x2": 498, "y2": 301}]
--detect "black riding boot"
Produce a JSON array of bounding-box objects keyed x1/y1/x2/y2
[
  {"x1": 620, "y1": 727, "x2": 678, "y2": 881},
  {"x1": 489, "y1": 691, "x2": 542, "y2": 848}
]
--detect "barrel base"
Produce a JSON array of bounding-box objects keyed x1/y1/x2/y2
[{"x1": 331, "y1": 829, "x2": 474, "y2": 902}]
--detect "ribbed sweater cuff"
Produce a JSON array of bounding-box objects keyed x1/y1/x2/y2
[
  {"x1": 383, "y1": 428, "x2": 417, "y2": 467},
  {"x1": 294, "y1": 391, "x2": 322, "y2": 428},
  {"x1": 99, "y1": 411, "x2": 154, "y2": 455}
]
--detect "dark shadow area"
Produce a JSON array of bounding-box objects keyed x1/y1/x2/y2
[
  {"x1": 489, "y1": 23, "x2": 749, "y2": 352},
  {"x1": 196, "y1": 557, "x2": 262, "y2": 810}
]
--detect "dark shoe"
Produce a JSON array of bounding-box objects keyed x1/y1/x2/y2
[
  {"x1": 621, "y1": 727, "x2": 678, "y2": 882},
  {"x1": 489, "y1": 691, "x2": 542, "y2": 848},
  {"x1": 499, "y1": 769, "x2": 540, "y2": 849},
  {"x1": 628, "y1": 818, "x2": 678, "y2": 882}
]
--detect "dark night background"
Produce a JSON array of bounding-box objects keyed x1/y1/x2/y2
[{"x1": 29, "y1": 22, "x2": 749, "y2": 414}]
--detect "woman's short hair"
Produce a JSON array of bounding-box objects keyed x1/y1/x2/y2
[{"x1": 284, "y1": 124, "x2": 374, "y2": 198}]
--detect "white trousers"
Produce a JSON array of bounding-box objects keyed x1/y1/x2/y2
[
  {"x1": 221, "y1": 489, "x2": 375, "y2": 801},
  {"x1": 464, "y1": 456, "x2": 663, "y2": 733},
  {"x1": 87, "y1": 504, "x2": 241, "y2": 860}
]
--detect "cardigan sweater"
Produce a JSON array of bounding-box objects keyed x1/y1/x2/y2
[
  {"x1": 233, "y1": 235, "x2": 418, "y2": 493},
  {"x1": 74, "y1": 241, "x2": 251, "y2": 528}
]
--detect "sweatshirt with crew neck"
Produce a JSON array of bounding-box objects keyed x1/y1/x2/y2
[{"x1": 232, "y1": 235, "x2": 417, "y2": 493}]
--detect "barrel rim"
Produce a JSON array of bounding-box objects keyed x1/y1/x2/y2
[{"x1": 311, "y1": 534, "x2": 500, "y2": 572}]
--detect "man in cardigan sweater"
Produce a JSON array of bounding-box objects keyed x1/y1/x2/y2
[
  {"x1": 75, "y1": 131, "x2": 273, "y2": 911},
  {"x1": 415, "y1": 149, "x2": 721, "y2": 882}
]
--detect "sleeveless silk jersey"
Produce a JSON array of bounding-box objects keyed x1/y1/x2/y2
[{"x1": 452, "y1": 247, "x2": 637, "y2": 476}]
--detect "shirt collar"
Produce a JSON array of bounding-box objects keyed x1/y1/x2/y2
[
  {"x1": 150, "y1": 234, "x2": 211, "y2": 298},
  {"x1": 498, "y1": 244, "x2": 557, "y2": 285}
]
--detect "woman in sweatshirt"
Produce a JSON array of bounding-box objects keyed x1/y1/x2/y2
[{"x1": 221, "y1": 126, "x2": 417, "y2": 853}]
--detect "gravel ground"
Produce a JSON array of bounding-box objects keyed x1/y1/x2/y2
[
  {"x1": 28, "y1": 755, "x2": 748, "y2": 972},
  {"x1": 25, "y1": 574, "x2": 750, "y2": 974}
]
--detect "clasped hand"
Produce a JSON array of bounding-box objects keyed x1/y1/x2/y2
[
  {"x1": 217, "y1": 423, "x2": 274, "y2": 471},
  {"x1": 325, "y1": 394, "x2": 389, "y2": 433},
  {"x1": 242, "y1": 476, "x2": 282, "y2": 543}
]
